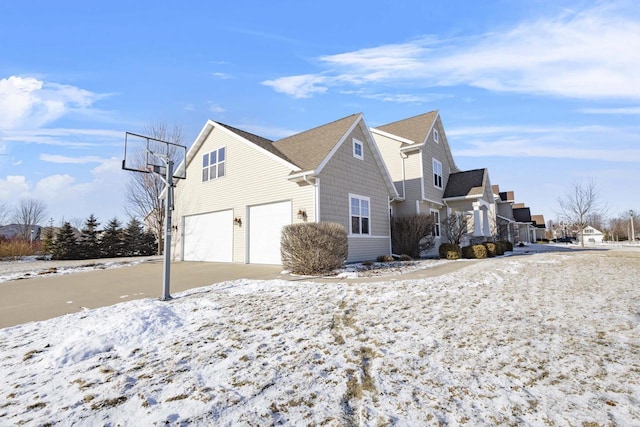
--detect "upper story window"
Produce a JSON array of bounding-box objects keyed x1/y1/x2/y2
[
  {"x1": 202, "y1": 147, "x2": 226, "y2": 182},
  {"x1": 353, "y1": 138, "x2": 364, "y2": 160},
  {"x1": 433, "y1": 129, "x2": 439, "y2": 143},
  {"x1": 433, "y1": 159, "x2": 443, "y2": 189},
  {"x1": 350, "y1": 194, "x2": 370, "y2": 235}
]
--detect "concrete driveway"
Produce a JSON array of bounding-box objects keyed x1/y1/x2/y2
[
  {"x1": 0, "y1": 259, "x2": 284, "y2": 329},
  {"x1": 0, "y1": 258, "x2": 476, "y2": 329}
]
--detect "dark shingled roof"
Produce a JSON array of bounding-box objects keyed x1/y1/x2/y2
[
  {"x1": 513, "y1": 207, "x2": 532, "y2": 223},
  {"x1": 443, "y1": 169, "x2": 486, "y2": 199},
  {"x1": 375, "y1": 110, "x2": 438, "y2": 145},
  {"x1": 272, "y1": 114, "x2": 360, "y2": 172},
  {"x1": 219, "y1": 123, "x2": 296, "y2": 166}
]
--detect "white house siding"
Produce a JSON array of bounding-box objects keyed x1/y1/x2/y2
[
  {"x1": 318, "y1": 123, "x2": 392, "y2": 262},
  {"x1": 172, "y1": 125, "x2": 314, "y2": 263}
]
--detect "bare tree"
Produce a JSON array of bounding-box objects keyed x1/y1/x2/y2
[
  {"x1": 12, "y1": 199, "x2": 47, "y2": 240},
  {"x1": 124, "y1": 122, "x2": 184, "y2": 254},
  {"x1": 0, "y1": 201, "x2": 10, "y2": 225},
  {"x1": 558, "y1": 178, "x2": 607, "y2": 248},
  {"x1": 442, "y1": 212, "x2": 468, "y2": 245}
]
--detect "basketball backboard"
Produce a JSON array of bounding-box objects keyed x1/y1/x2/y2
[{"x1": 122, "y1": 132, "x2": 187, "y2": 179}]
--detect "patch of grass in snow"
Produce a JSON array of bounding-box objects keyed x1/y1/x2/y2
[{"x1": 90, "y1": 396, "x2": 127, "y2": 410}]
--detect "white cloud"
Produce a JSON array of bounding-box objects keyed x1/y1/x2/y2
[
  {"x1": 0, "y1": 76, "x2": 108, "y2": 130},
  {"x1": 263, "y1": 4, "x2": 640, "y2": 100},
  {"x1": 579, "y1": 106, "x2": 640, "y2": 115},
  {"x1": 211, "y1": 72, "x2": 232, "y2": 80},
  {"x1": 208, "y1": 104, "x2": 226, "y2": 114},
  {"x1": 1, "y1": 128, "x2": 122, "y2": 148},
  {"x1": 0, "y1": 176, "x2": 31, "y2": 199},
  {"x1": 449, "y1": 124, "x2": 640, "y2": 162},
  {"x1": 262, "y1": 74, "x2": 329, "y2": 98},
  {"x1": 39, "y1": 154, "x2": 106, "y2": 164}
]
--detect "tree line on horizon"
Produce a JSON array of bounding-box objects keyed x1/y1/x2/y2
[{"x1": 41, "y1": 215, "x2": 157, "y2": 260}]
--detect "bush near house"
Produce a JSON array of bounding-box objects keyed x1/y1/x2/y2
[
  {"x1": 502, "y1": 240, "x2": 514, "y2": 252},
  {"x1": 438, "y1": 243, "x2": 461, "y2": 260},
  {"x1": 390, "y1": 214, "x2": 435, "y2": 259},
  {"x1": 462, "y1": 244, "x2": 488, "y2": 259},
  {"x1": 483, "y1": 242, "x2": 497, "y2": 257},
  {"x1": 281, "y1": 222, "x2": 348, "y2": 275},
  {"x1": 493, "y1": 241, "x2": 506, "y2": 256}
]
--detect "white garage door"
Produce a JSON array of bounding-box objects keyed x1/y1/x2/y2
[
  {"x1": 249, "y1": 201, "x2": 291, "y2": 264},
  {"x1": 183, "y1": 210, "x2": 233, "y2": 262}
]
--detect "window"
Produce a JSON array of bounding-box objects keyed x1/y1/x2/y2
[
  {"x1": 433, "y1": 129, "x2": 439, "y2": 143},
  {"x1": 350, "y1": 195, "x2": 370, "y2": 235},
  {"x1": 202, "y1": 147, "x2": 226, "y2": 182},
  {"x1": 433, "y1": 159, "x2": 443, "y2": 189},
  {"x1": 431, "y1": 210, "x2": 440, "y2": 237},
  {"x1": 353, "y1": 138, "x2": 364, "y2": 160}
]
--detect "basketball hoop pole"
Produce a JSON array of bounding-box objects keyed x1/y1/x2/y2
[{"x1": 161, "y1": 159, "x2": 174, "y2": 301}]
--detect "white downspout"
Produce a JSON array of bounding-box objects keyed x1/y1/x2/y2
[{"x1": 303, "y1": 174, "x2": 319, "y2": 222}]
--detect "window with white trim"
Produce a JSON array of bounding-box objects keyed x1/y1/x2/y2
[
  {"x1": 433, "y1": 159, "x2": 443, "y2": 189},
  {"x1": 202, "y1": 147, "x2": 226, "y2": 182},
  {"x1": 350, "y1": 194, "x2": 370, "y2": 235},
  {"x1": 433, "y1": 129, "x2": 439, "y2": 143},
  {"x1": 431, "y1": 209, "x2": 440, "y2": 237},
  {"x1": 353, "y1": 138, "x2": 364, "y2": 160}
]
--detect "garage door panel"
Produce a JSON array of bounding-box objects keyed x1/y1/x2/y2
[
  {"x1": 183, "y1": 210, "x2": 233, "y2": 262},
  {"x1": 249, "y1": 201, "x2": 291, "y2": 264}
]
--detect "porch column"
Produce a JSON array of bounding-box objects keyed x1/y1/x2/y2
[
  {"x1": 482, "y1": 207, "x2": 491, "y2": 236},
  {"x1": 473, "y1": 203, "x2": 483, "y2": 236}
]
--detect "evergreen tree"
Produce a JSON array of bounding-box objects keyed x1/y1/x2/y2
[
  {"x1": 79, "y1": 214, "x2": 101, "y2": 259},
  {"x1": 140, "y1": 230, "x2": 158, "y2": 255},
  {"x1": 41, "y1": 226, "x2": 55, "y2": 255},
  {"x1": 123, "y1": 217, "x2": 144, "y2": 256},
  {"x1": 100, "y1": 218, "x2": 124, "y2": 258},
  {"x1": 51, "y1": 222, "x2": 78, "y2": 260}
]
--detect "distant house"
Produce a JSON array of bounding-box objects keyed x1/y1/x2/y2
[
  {"x1": 172, "y1": 113, "x2": 398, "y2": 264},
  {"x1": 578, "y1": 226, "x2": 604, "y2": 244}
]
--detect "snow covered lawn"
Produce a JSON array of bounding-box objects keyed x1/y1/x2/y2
[{"x1": 1, "y1": 248, "x2": 639, "y2": 425}]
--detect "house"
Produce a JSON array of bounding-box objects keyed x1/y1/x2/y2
[
  {"x1": 492, "y1": 185, "x2": 517, "y2": 243},
  {"x1": 370, "y1": 111, "x2": 495, "y2": 249},
  {"x1": 577, "y1": 225, "x2": 604, "y2": 244},
  {"x1": 171, "y1": 113, "x2": 398, "y2": 264}
]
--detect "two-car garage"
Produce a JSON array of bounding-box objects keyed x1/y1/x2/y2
[{"x1": 182, "y1": 201, "x2": 291, "y2": 264}]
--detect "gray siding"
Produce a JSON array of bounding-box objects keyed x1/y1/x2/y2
[
  {"x1": 421, "y1": 117, "x2": 454, "y2": 203},
  {"x1": 318, "y1": 123, "x2": 392, "y2": 261}
]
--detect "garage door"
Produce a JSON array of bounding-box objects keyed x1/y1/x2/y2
[
  {"x1": 183, "y1": 210, "x2": 233, "y2": 262},
  {"x1": 249, "y1": 201, "x2": 291, "y2": 264}
]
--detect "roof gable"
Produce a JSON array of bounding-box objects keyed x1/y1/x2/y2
[
  {"x1": 443, "y1": 168, "x2": 486, "y2": 199},
  {"x1": 272, "y1": 114, "x2": 360, "y2": 172},
  {"x1": 375, "y1": 110, "x2": 438, "y2": 144},
  {"x1": 178, "y1": 120, "x2": 300, "y2": 177}
]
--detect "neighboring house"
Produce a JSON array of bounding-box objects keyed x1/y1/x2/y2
[
  {"x1": 531, "y1": 214, "x2": 547, "y2": 241},
  {"x1": 171, "y1": 113, "x2": 398, "y2": 264},
  {"x1": 578, "y1": 225, "x2": 604, "y2": 244},
  {"x1": 492, "y1": 185, "x2": 517, "y2": 243},
  {"x1": 370, "y1": 111, "x2": 495, "y2": 250}
]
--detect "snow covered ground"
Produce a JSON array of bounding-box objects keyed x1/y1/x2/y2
[{"x1": 1, "y1": 246, "x2": 639, "y2": 425}]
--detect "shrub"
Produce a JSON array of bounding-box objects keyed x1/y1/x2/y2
[
  {"x1": 499, "y1": 240, "x2": 514, "y2": 252},
  {"x1": 494, "y1": 240, "x2": 506, "y2": 256},
  {"x1": 484, "y1": 242, "x2": 497, "y2": 257},
  {"x1": 461, "y1": 244, "x2": 487, "y2": 259},
  {"x1": 376, "y1": 255, "x2": 394, "y2": 262},
  {"x1": 438, "y1": 243, "x2": 461, "y2": 260},
  {"x1": 281, "y1": 222, "x2": 348, "y2": 275},
  {"x1": 390, "y1": 214, "x2": 435, "y2": 258},
  {"x1": 0, "y1": 239, "x2": 37, "y2": 260},
  {"x1": 399, "y1": 254, "x2": 413, "y2": 261}
]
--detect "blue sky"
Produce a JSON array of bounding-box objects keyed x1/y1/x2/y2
[{"x1": 1, "y1": 0, "x2": 639, "y2": 227}]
